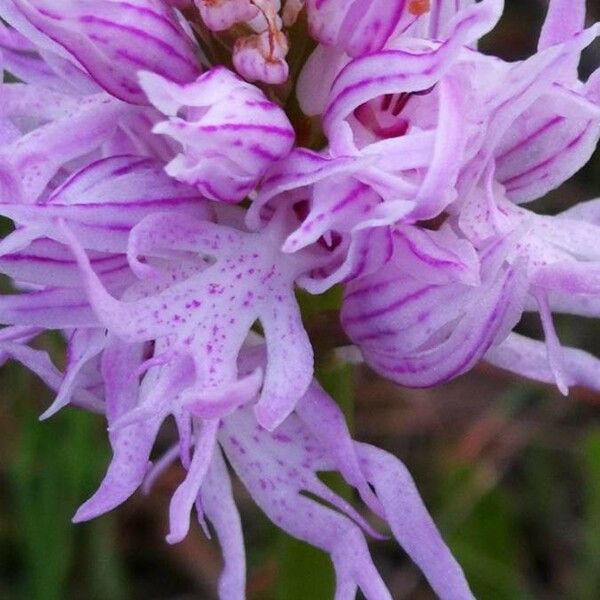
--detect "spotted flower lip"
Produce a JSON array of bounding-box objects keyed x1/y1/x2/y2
[
  {"x1": 60, "y1": 207, "x2": 315, "y2": 431},
  {"x1": 1, "y1": 0, "x2": 600, "y2": 598},
  {"x1": 73, "y1": 342, "x2": 475, "y2": 600}
]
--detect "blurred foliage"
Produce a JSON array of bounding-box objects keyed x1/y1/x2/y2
[{"x1": 1, "y1": 358, "x2": 127, "y2": 600}]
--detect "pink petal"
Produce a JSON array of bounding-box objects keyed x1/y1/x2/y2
[
  {"x1": 12, "y1": 0, "x2": 200, "y2": 104},
  {"x1": 538, "y1": 0, "x2": 586, "y2": 51},
  {"x1": 220, "y1": 406, "x2": 392, "y2": 599},
  {"x1": 486, "y1": 332, "x2": 600, "y2": 392},
  {"x1": 534, "y1": 291, "x2": 568, "y2": 395},
  {"x1": 140, "y1": 67, "x2": 295, "y2": 203},
  {"x1": 101, "y1": 336, "x2": 146, "y2": 421},
  {"x1": 0, "y1": 339, "x2": 102, "y2": 411},
  {"x1": 0, "y1": 155, "x2": 209, "y2": 252},
  {"x1": 198, "y1": 448, "x2": 246, "y2": 600},
  {"x1": 357, "y1": 443, "x2": 475, "y2": 600},
  {"x1": 63, "y1": 213, "x2": 313, "y2": 428},
  {"x1": 322, "y1": 0, "x2": 503, "y2": 134},
  {"x1": 167, "y1": 419, "x2": 219, "y2": 544},
  {"x1": 40, "y1": 327, "x2": 106, "y2": 419},
  {"x1": 73, "y1": 359, "x2": 190, "y2": 521},
  {"x1": 295, "y1": 382, "x2": 383, "y2": 517}
]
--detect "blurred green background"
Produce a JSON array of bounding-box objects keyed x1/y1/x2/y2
[{"x1": 1, "y1": 1, "x2": 600, "y2": 599}]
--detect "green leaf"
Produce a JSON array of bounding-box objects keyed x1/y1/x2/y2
[{"x1": 574, "y1": 429, "x2": 600, "y2": 600}]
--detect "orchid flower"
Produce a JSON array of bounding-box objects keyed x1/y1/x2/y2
[
  {"x1": 337, "y1": 0, "x2": 600, "y2": 392},
  {"x1": 1, "y1": 0, "x2": 600, "y2": 598},
  {"x1": 140, "y1": 66, "x2": 295, "y2": 202}
]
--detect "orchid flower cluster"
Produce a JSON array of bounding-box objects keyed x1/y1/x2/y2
[{"x1": 1, "y1": 0, "x2": 599, "y2": 598}]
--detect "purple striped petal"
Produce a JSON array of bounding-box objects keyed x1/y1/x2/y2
[
  {"x1": 460, "y1": 24, "x2": 600, "y2": 200},
  {"x1": 305, "y1": 0, "x2": 435, "y2": 57},
  {"x1": 0, "y1": 155, "x2": 209, "y2": 252},
  {"x1": 0, "y1": 94, "x2": 126, "y2": 204},
  {"x1": 495, "y1": 85, "x2": 600, "y2": 203},
  {"x1": 342, "y1": 266, "x2": 472, "y2": 355},
  {"x1": 249, "y1": 149, "x2": 368, "y2": 231},
  {"x1": 0, "y1": 239, "x2": 131, "y2": 288},
  {"x1": 282, "y1": 179, "x2": 383, "y2": 252},
  {"x1": 322, "y1": 0, "x2": 503, "y2": 134},
  {"x1": 195, "y1": 0, "x2": 257, "y2": 31},
  {"x1": 0, "y1": 16, "x2": 96, "y2": 92},
  {"x1": 11, "y1": 0, "x2": 201, "y2": 104},
  {"x1": 391, "y1": 224, "x2": 480, "y2": 286},
  {"x1": 0, "y1": 287, "x2": 98, "y2": 328},
  {"x1": 299, "y1": 225, "x2": 395, "y2": 294},
  {"x1": 409, "y1": 73, "x2": 467, "y2": 220},
  {"x1": 252, "y1": 141, "x2": 426, "y2": 255},
  {"x1": 140, "y1": 67, "x2": 295, "y2": 203},
  {"x1": 425, "y1": 0, "x2": 477, "y2": 38},
  {"x1": 308, "y1": 0, "x2": 406, "y2": 57},
  {"x1": 342, "y1": 242, "x2": 528, "y2": 387}
]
